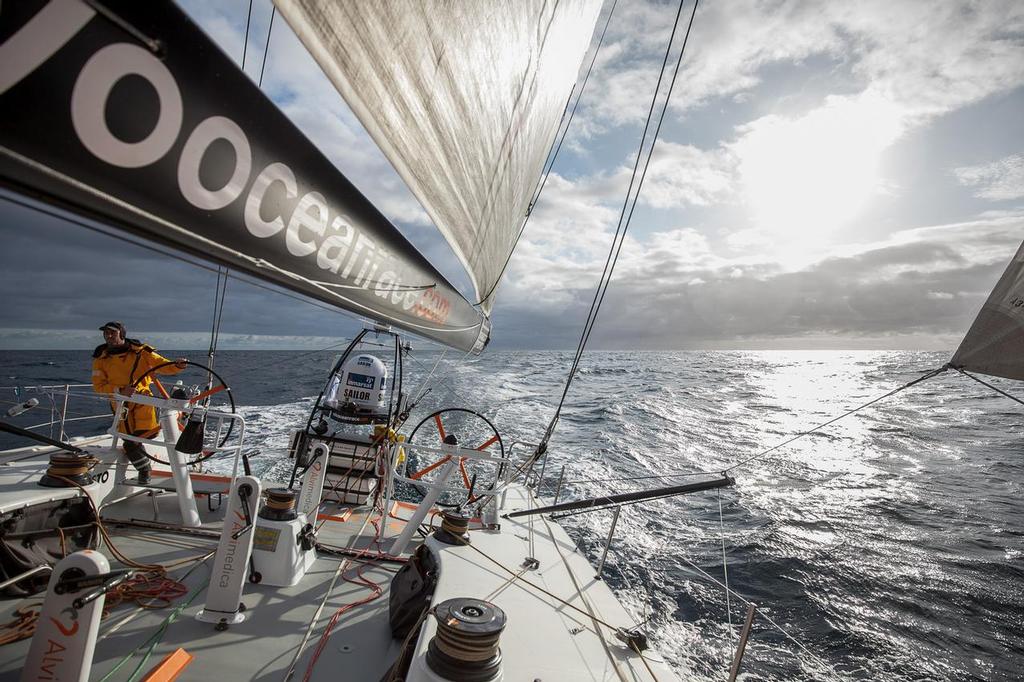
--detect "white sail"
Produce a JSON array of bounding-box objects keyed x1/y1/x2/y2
[
  {"x1": 275, "y1": 0, "x2": 604, "y2": 312},
  {"x1": 951, "y1": 240, "x2": 1024, "y2": 380}
]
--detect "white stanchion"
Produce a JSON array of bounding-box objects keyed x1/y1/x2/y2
[
  {"x1": 390, "y1": 459, "x2": 457, "y2": 557},
  {"x1": 159, "y1": 409, "x2": 202, "y2": 527},
  {"x1": 196, "y1": 475, "x2": 261, "y2": 628},
  {"x1": 22, "y1": 551, "x2": 110, "y2": 682}
]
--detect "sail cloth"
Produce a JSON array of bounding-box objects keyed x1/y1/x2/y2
[
  {"x1": 276, "y1": 0, "x2": 604, "y2": 313},
  {"x1": 951, "y1": 240, "x2": 1024, "y2": 381},
  {"x1": 0, "y1": 0, "x2": 488, "y2": 353}
]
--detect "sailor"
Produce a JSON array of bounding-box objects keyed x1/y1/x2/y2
[{"x1": 91, "y1": 321, "x2": 187, "y2": 484}]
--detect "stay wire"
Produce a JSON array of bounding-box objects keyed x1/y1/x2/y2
[
  {"x1": 568, "y1": 0, "x2": 699, "y2": 389},
  {"x1": 258, "y1": 7, "x2": 276, "y2": 89},
  {"x1": 539, "y1": 0, "x2": 699, "y2": 453},
  {"x1": 717, "y1": 487, "x2": 733, "y2": 641},
  {"x1": 473, "y1": 0, "x2": 621, "y2": 307},
  {"x1": 674, "y1": 553, "x2": 845, "y2": 681},
  {"x1": 955, "y1": 367, "x2": 1024, "y2": 406},
  {"x1": 240, "y1": 0, "x2": 254, "y2": 70},
  {"x1": 724, "y1": 365, "x2": 948, "y2": 473}
]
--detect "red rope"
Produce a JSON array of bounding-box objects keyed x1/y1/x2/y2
[{"x1": 302, "y1": 510, "x2": 388, "y2": 681}]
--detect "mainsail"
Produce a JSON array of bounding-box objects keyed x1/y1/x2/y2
[
  {"x1": 0, "y1": 0, "x2": 491, "y2": 353},
  {"x1": 950, "y1": 240, "x2": 1024, "y2": 380},
  {"x1": 276, "y1": 0, "x2": 604, "y2": 313}
]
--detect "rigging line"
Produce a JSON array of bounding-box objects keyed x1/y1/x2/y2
[
  {"x1": 674, "y1": 553, "x2": 845, "y2": 682},
  {"x1": 82, "y1": 1, "x2": 162, "y2": 55},
  {"x1": 408, "y1": 348, "x2": 449, "y2": 404},
  {"x1": 718, "y1": 487, "x2": 733, "y2": 641},
  {"x1": 724, "y1": 365, "x2": 949, "y2": 473},
  {"x1": 539, "y1": 0, "x2": 699, "y2": 451},
  {"x1": 567, "y1": 0, "x2": 699, "y2": 387},
  {"x1": 206, "y1": 266, "x2": 228, "y2": 372},
  {"x1": 955, "y1": 367, "x2": 1024, "y2": 407},
  {"x1": 240, "y1": 0, "x2": 254, "y2": 70},
  {"x1": 258, "y1": 6, "x2": 276, "y2": 89},
  {"x1": 310, "y1": 279, "x2": 435, "y2": 292},
  {"x1": 473, "y1": 0, "x2": 621, "y2": 307}
]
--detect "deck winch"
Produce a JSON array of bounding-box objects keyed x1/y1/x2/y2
[
  {"x1": 434, "y1": 510, "x2": 470, "y2": 545},
  {"x1": 426, "y1": 598, "x2": 506, "y2": 682},
  {"x1": 251, "y1": 488, "x2": 316, "y2": 587},
  {"x1": 38, "y1": 452, "x2": 96, "y2": 488}
]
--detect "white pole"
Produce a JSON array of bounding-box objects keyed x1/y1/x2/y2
[
  {"x1": 390, "y1": 459, "x2": 456, "y2": 556},
  {"x1": 159, "y1": 409, "x2": 202, "y2": 527}
]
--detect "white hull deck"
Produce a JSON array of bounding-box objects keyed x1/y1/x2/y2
[{"x1": 0, "y1": 440, "x2": 676, "y2": 681}]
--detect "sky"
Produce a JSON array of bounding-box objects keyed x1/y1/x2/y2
[{"x1": 1, "y1": 0, "x2": 1022, "y2": 350}]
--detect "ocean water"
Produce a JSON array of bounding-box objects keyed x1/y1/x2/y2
[{"x1": 1, "y1": 349, "x2": 1022, "y2": 681}]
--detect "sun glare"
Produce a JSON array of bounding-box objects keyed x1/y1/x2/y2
[{"x1": 734, "y1": 94, "x2": 902, "y2": 263}]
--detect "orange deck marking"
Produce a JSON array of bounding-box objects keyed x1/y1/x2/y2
[
  {"x1": 142, "y1": 647, "x2": 193, "y2": 682},
  {"x1": 316, "y1": 509, "x2": 354, "y2": 523}
]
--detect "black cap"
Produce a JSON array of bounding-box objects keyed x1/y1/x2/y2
[{"x1": 98, "y1": 321, "x2": 126, "y2": 334}]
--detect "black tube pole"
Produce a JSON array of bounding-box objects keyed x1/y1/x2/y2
[
  {"x1": 0, "y1": 420, "x2": 86, "y2": 455},
  {"x1": 505, "y1": 475, "x2": 735, "y2": 518}
]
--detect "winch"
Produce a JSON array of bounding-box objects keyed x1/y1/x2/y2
[{"x1": 250, "y1": 489, "x2": 316, "y2": 587}]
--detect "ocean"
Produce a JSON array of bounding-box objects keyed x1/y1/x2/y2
[{"x1": 1, "y1": 349, "x2": 1021, "y2": 681}]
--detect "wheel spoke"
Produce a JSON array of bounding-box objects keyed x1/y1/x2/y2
[
  {"x1": 459, "y1": 458, "x2": 471, "y2": 489},
  {"x1": 475, "y1": 435, "x2": 499, "y2": 451},
  {"x1": 151, "y1": 378, "x2": 170, "y2": 399},
  {"x1": 189, "y1": 384, "x2": 226, "y2": 405},
  {"x1": 433, "y1": 413, "x2": 447, "y2": 441},
  {"x1": 410, "y1": 454, "x2": 451, "y2": 481}
]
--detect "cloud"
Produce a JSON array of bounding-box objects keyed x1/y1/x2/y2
[
  {"x1": 953, "y1": 154, "x2": 1024, "y2": 201},
  {"x1": 491, "y1": 203, "x2": 1024, "y2": 349},
  {"x1": 587, "y1": 0, "x2": 1024, "y2": 123}
]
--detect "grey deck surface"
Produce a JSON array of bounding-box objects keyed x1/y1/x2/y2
[{"x1": 0, "y1": 445, "x2": 678, "y2": 682}]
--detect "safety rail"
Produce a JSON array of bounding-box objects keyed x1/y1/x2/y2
[
  {"x1": 108, "y1": 392, "x2": 246, "y2": 480},
  {"x1": 388, "y1": 439, "x2": 514, "y2": 556},
  {"x1": 1, "y1": 383, "x2": 106, "y2": 442}
]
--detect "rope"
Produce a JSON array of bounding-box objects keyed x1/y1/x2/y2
[
  {"x1": 473, "y1": 0, "x2": 621, "y2": 307},
  {"x1": 301, "y1": 510, "x2": 388, "y2": 682},
  {"x1": 258, "y1": 7, "x2": 276, "y2": 89},
  {"x1": 240, "y1": 0, "x2": 254, "y2": 69},
  {"x1": 447, "y1": 533, "x2": 626, "y2": 632},
  {"x1": 955, "y1": 368, "x2": 1024, "y2": 406},
  {"x1": 206, "y1": 267, "x2": 229, "y2": 373},
  {"x1": 675, "y1": 554, "x2": 845, "y2": 681},
  {"x1": 97, "y1": 557, "x2": 214, "y2": 682},
  {"x1": 82, "y1": 1, "x2": 162, "y2": 55},
  {"x1": 724, "y1": 365, "x2": 948, "y2": 473},
  {"x1": 535, "y1": 0, "x2": 700, "y2": 459},
  {"x1": 717, "y1": 487, "x2": 733, "y2": 640}
]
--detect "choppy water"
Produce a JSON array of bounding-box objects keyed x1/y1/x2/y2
[{"x1": 2, "y1": 349, "x2": 1022, "y2": 681}]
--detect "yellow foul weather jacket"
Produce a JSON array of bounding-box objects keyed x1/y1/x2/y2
[{"x1": 91, "y1": 341, "x2": 183, "y2": 436}]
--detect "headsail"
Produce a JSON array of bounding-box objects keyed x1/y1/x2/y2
[
  {"x1": 276, "y1": 0, "x2": 604, "y2": 312},
  {"x1": 0, "y1": 0, "x2": 488, "y2": 353},
  {"x1": 950, "y1": 240, "x2": 1024, "y2": 380}
]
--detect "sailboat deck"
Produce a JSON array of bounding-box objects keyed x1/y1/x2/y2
[{"x1": 0, "y1": 449, "x2": 676, "y2": 681}]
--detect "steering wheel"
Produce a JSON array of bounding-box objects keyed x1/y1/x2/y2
[
  {"x1": 132, "y1": 360, "x2": 236, "y2": 466},
  {"x1": 406, "y1": 408, "x2": 505, "y2": 507}
]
